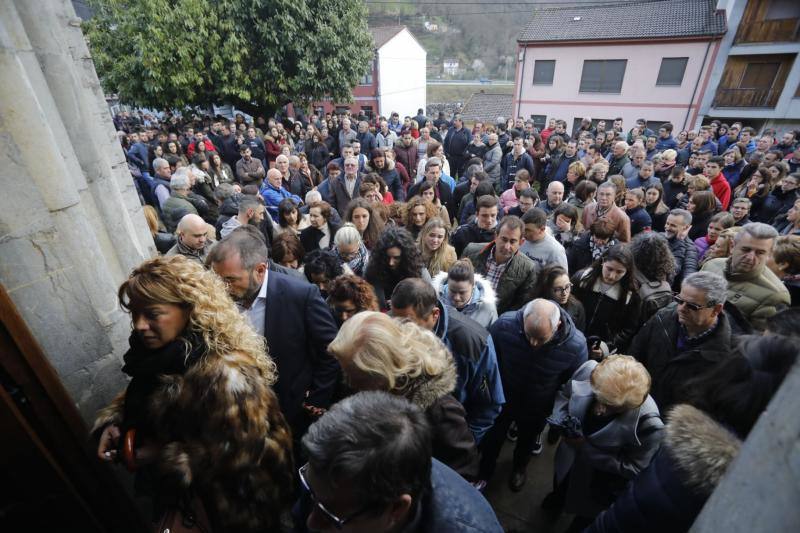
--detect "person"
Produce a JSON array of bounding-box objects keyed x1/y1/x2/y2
[
  {"x1": 607, "y1": 141, "x2": 630, "y2": 176},
  {"x1": 431, "y1": 258, "x2": 498, "y2": 328},
  {"x1": 271, "y1": 232, "x2": 305, "y2": 270},
  {"x1": 629, "y1": 232, "x2": 676, "y2": 321},
  {"x1": 344, "y1": 197, "x2": 385, "y2": 251},
  {"x1": 394, "y1": 130, "x2": 419, "y2": 184},
  {"x1": 452, "y1": 194, "x2": 500, "y2": 257},
  {"x1": 462, "y1": 216, "x2": 538, "y2": 315},
  {"x1": 629, "y1": 271, "x2": 733, "y2": 411},
  {"x1": 702, "y1": 226, "x2": 743, "y2": 266},
  {"x1": 220, "y1": 194, "x2": 266, "y2": 238},
  {"x1": 364, "y1": 226, "x2": 430, "y2": 310},
  {"x1": 408, "y1": 157, "x2": 454, "y2": 219},
  {"x1": 644, "y1": 182, "x2": 670, "y2": 233},
  {"x1": 149, "y1": 157, "x2": 173, "y2": 210},
  {"x1": 419, "y1": 217, "x2": 457, "y2": 276},
  {"x1": 624, "y1": 188, "x2": 652, "y2": 236},
  {"x1": 207, "y1": 227, "x2": 340, "y2": 439},
  {"x1": 539, "y1": 264, "x2": 586, "y2": 331},
  {"x1": 624, "y1": 159, "x2": 659, "y2": 191},
  {"x1": 404, "y1": 195, "x2": 440, "y2": 240},
  {"x1": 499, "y1": 169, "x2": 532, "y2": 215},
  {"x1": 365, "y1": 148, "x2": 404, "y2": 201},
  {"x1": 567, "y1": 217, "x2": 618, "y2": 275},
  {"x1": 142, "y1": 205, "x2": 176, "y2": 254},
  {"x1": 540, "y1": 181, "x2": 566, "y2": 216},
  {"x1": 272, "y1": 197, "x2": 310, "y2": 237},
  {"x1": 502, "y1": 137, "x2": 536, "y2": 191},
  {"x1": 236, "y1": 145, "x2": 266, "y2": 187},
  {"x1": 508, "y1": 187, "x2": 540, "y2": 218},
  {"x1": 164, "y1": 213, "x2": 213, "y2": 264},
  {"x1": 299, "y1": 391, "x2": 504, "y2": 533},
  {"x1": 416, "y1": 141, "x2": 453, "y2": 182},
  {"x1": 261, "y1": 168, "x2": 302, "y2": 222},
  {"x1": 300, "y1": 200, "x2": 340, "y2": 253},
  {"x1": 694, "y1": 211, "x2": 735, "y2": 260},
  {"x1": 572, "y1": 244, "x2": 641, "y2": 356},
  {"x1": 520, "y1": 208, "x2": 568, "y2": 269},
  {"x1": 484, "y1": 132, "x2": 504, "y2": 184},
  {"x1": 303, "y1": 249, "x2": 345, "y2": 297},
  {"x1": 333, "y1": 223, "x2": 369, "y2": 277},
  {"x1": 325, "y1": 274, "x2": 379, "y2": 326},
  {"x1": 544, "y1": 355, "x2": 664, "y2": 530},
  {"x1": 161, "y1": 170, "x2": 203, "y2": 233},
  {"x1": 329, "y1": 312, "x2": 480, "y2": 480},
  {"x1": 94, "y1": 256, "x2": 293, "y2": 531},
  {"x1": 701, "y1": 222, "x2": 791, "y2": 330},
  {"x1": 582, "y1": 181, "x2": 631, "y2": 243},
  {"x1": 479, "y1": 299, "x2": 588, "y2": 491},
  {"x1": 767, "y1": 235, "x2": 800, "y2": 305},
  {"x1": 329, "y1": 156, "x2": 362, "y2": 214},
  {"x1": 444, "y1": 114, "x2": 471, "y2": 178},
  {"x1": 705, "y1": 156, "x2": 731, "y2": 211},
  {"x1": 663, "y1": 209, "x2": 699, "y2": 291},
  {"x1": 731, "y1": 197, "x2": 752, "y2": 226}
]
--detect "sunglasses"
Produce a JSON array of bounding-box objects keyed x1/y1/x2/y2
[
  {"x1": 673, "y1": 294, "x2": 713, "y2": 312},
  {"x1": 298, "y1": 463, "x2": 376, "y2": 529}
]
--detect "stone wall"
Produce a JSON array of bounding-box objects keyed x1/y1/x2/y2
[{"x1": 0, "y1": 0, "x2": 154, "y2": 421}]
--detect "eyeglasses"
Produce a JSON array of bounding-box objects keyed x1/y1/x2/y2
[
  {"x1": 298, "y1": 463, "x2": 375, "y2": 529},
  {"x1": 553, "y1": 283, "x2": 573, "y2": 294},
  {"x1": 673, "y1": 294, "x2": 712, "y2": 312}
]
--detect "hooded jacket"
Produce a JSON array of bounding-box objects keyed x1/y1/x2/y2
[{"x1": 431, "y1": 271, "x2": 498, "y2": 328}]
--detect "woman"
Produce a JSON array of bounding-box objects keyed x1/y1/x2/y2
[
  {"x1": 94, "y1": 256, "x2": 293, "y2": 531},
  {"x1": 328, "y1": 311, "x2": 479, "y2": 480},
  {"x1": 419, "y1": 217, "x2": 457, "y2": 276},
  {"x1": 467, "y1": 130, "x2": 487, "y2": 160},
  {"x1": 654, "y1": 149, "x2": 677, "y2": 181},
  {"x1": 365, "y1": 226, "x2": 430, "y2": 310},
  {"x1": 550, "y1": 203, "x2": 581, "y2": 252},
  {"x1": 694, "y1": 211, "x2": 735, "y2": 260},
  {"x1": 644, "y1": 182, "x2": 670, "y2": 233},
  {"x1": 208, "y1": 152, "x2": 235, "y2": 185},
  {"x1": 539, "y1": 265, "x2": 586, "y2": 332},
  {"x1": 361, "y1": 172, "x2": 394, "y2": 204},
  {"x1": 500, "y1": 169, "x2": 532, "y2": 215},
  {"x1": 732, "y1": 166, "x2": 770, "y2": 216},
  {"x1": 387, "y1": 201, "x2": 407, "y2": 228},
  {"x1": 365, "y1": 149, "x2": 402, "y2": 201},
  {"x1": 405, "y1": 195, "x2": 440, "y2": 239},
  {"x1": 572, "y1": 244, "x2": 641, "y2": 356},
  {"x1": 326, "y1": 274, "x2": 380, "y2": 326},
  {"x1": 264, "y1": 130, "x2": 281, "y2": 166},
  {"x1": 419, "y1": 180, "x2": 452, "y2": 228},
  {"x1": 624, "y1": 188, "x2": 652, "y2": 237},
  {"x1": 431, "y1": 259, "x2": 497, "y2": 328},
  {"x1": 687, "y1": 190, "x2": 717, "y2": 241},
  {"x1": 567, "y1": 218, "x2": 618, "y2": 275},
  {"x1": 142, "y1": 205, "x2": 176, "y2": 254},
  {"x1": 569, "y1": 180, "x2": 597, "y2": 224},
  {"x1": 345, "y1": 197, "x2": 385, "y2": 250},
  {"x1": 701, "y1": 226, "x2": 743, "y2": 266},
  {"x1": 767, "y1": 235, "x2": 800, "y2": 305},
  {"x1": 164, "y1": 140, "x2": 189, "y2": 167},
  {"x1": 722, "y1": 147, "x2": 745, "y2": 188},
  {"x1": 609, "y1": 175, "x2": 627, "y2": 208},
  {"x1": 417, "y1": 140, "x2": 451, "y2": 180},
  {"x1": 545, "y1": 355, "x2": 663, "y2": 530},
  {"x1": 300, "y1": 200, "x2": 340, "y2": 252},
  {"x1": 565, "y1": 160, "x2": 587, "y2": 194},
  {"x1": 272, "y1": 232, "x2": 305, "y2": 269},
  {"x1": 307, "y1": 130, "x2": 331, "y2": 171},
  {"x1": 297, "y1": 152, "x2": 324, "y2": 188},
  {"x1": 676, "y1": 129, "x2": 689, "y2": 150},
  {"x1": 273, "y1": 197, "x2": 310, "y2": 237},
  {"x1": 303, "y1": 249, "x2": 346, "y2": 297},
  {"x1": 629, "y1": 232, "x2": 675, "y2": 322},
  {"x1": 334, "y1": 223, "x2": 370, "y2": 277}
]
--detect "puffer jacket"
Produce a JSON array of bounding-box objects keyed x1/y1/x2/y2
[
  {"x1": 431, "y1": 271, "x2": 498, "y2": 328},
  {"x1": 463, "y1": 243, "x2": 539, "y2": 315},
  {"x1": 701, "y1": 258, "x2": 791, "y2": 330},
  {"x1": 161, "y1": 193, "x2": 198, "y2": 233},
  {"x1": 667, "y1": 235, "x2": 698, "y2": 291},
  {"x1": 489, "y1": 307, "x2": 587, "y2": 424}
]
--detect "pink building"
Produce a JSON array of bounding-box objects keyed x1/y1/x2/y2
[{"x1": 513, "y1": 0, "x2": 727, "y2": 135}]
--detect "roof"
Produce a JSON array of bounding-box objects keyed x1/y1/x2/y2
[
  {"x1": 370, "y1": 26, "x2": 405, "y2": 49},
  {"x1": 461, "y1": 93, "x2": 513, "y2": 124},
  {"x1": 518, "y1": 0, "x2": 727, "y2": 43}
]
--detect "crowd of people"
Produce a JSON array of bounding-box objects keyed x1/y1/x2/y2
[{"x1": 97, "y1": 107, "x2": 800, "y2": 532}]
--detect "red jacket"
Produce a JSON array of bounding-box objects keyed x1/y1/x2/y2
[
  {"x1": 186, "y1": 138, "x2": 216, "y2": 158},
  {"x1": 710, "y1": 173, "x2": 732, "y2": 211}
]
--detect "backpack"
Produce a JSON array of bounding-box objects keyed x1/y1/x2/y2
[{"x1": 637, "y1": 277, "x2": 673, "y2": 322}]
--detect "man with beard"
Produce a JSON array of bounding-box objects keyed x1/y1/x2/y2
[
  {"x1": 220, "y1": 195, "x2": 266, "y2": 238},
  {"x1": 663, "y1": 209, "x2": 699, "y2": 291},
  {"x1": 208, "y1": 227, "x2": 340, "y2": 440}
]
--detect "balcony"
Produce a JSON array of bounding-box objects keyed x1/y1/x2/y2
[
  {"x1": 712, "y1": 87, "x2": 781, "y2": 108},
  {"x1": 735, "y1": 18, "x2": 800, "y2": 44}
]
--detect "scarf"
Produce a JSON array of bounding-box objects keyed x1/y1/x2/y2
[
  {"x1": 590, "y1": 237, "x2": 617, "y2": 262},
  {"x1": 343, "y1": 242, "x2": 369, "y2": 277}
]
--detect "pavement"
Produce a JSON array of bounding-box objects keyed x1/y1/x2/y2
[{"x1": 483, "y1": 429, "x2": 576, "y2": 533}]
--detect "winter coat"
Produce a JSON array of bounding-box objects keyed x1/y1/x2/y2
[
  {"x1": 502, "y1": 151, "x2": 536, "y2": 191},
  {"x1": 667, "y1": 235, "x2": 699, "y2": 290},
  {"x1": 489, "y1": 307, "x2": 588, "y2": 425},
  {"x1": 260, "y1": 183, "x2": 302, "y2": 222},
  {"x1": 572, "y1": 269, "x2": 642, "y2": 351},
  {"x1": 566, "y1": 232, "x2": 595, "y2": 275},
  {"x1": 607, "y1": 154, "x2": 630, "y2": 177},
  {"x1": 625, "y1": 206, "x2": 652, "y2": 236},
  {"x1": 582, "y1": 203, "x2": 631, "y2": 243},
  {"x1": 299, "y1": 222, "x2": 339, "y2": 253},
  {"x1": 544, "y1": 153, "x2": 577, "y2": 188},
  {"x1": 93, "y1": 342, "x2": 293, "y2": 532},
  {"x1": 364, "y1": 159, "x2": 405, "y2": 201},
  {"x1": 587, "y1": 405, "x2": 741, "y2": 533},
  {"x1": 662, "y1": 180, "x2": 688, "y2": 209},
  {"x1": 483, "y1": 142, "x2": 503, "y2": 182},
  {"x1": 463, "y1": 243, "x2": 539, "y2": 315},
  {"x1": 753, "y1": 187, "x2": 799, "y2": 224},
  {"x1": 432, "y1": 271, "x2": 498, "y2": 328},
  {"x1": 550, "y1": 360, "x2": 664, "y2": 518},
  {"x1": 328, "y1": 174, "x2": 362, "y2": 214},
  {"x1": 629, "y1": 304, "x2": 732, "y2": 410},
  {"x1": 722, "y1": 160, "x2": 745, "y2": 188},
  {"x1": 161, "y1": 193, "x2": 198, "y2": 233},
  {"x1": 701, "y1": 258, "x2": 791, "y2": 330},
  {"x1": 394, "y1": 141, "x2": 419, "y2": 183},
  {"x1": 451, "y1": 221, "x2": 497, "y2": 258}
]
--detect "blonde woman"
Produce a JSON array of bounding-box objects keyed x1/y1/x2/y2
[
  {"x1": 544, "y1": 355, "x2": 663, "y2": 528},
  {"x1": 419, "y1": 217, "x2": 457, "y2": 276},
  {"x1": 701, "y1": 226, "x2": 743, "y2": 266},
  {"x1": 94, "y1": 256, "x2": 293, "y2": 531},
  {"x1": 328, "y1": 311, "x2": 479, "y2": 481}
]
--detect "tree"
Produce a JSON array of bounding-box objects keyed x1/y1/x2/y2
[{"x1": 84, "y1": 0, "x2": 373, "y2": 117}]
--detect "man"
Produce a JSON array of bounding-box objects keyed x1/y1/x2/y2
[
  {"x1": 443, "y1": 114, "x2": 471, "y2": 178},
  {"x1": 582, "y1": 181, "x2": 631, "y2": 243},
  {"x1": 622, "y1": 148, "x2": 646, "y2": 182},
  {"x1": 236, "y1": 145, "x2": 266, "y2": 187},
  {"x1": 551, "y1": 120, "x2": 570, "y2": 143},
  {"x1": 243, "y1": 126, "x2": 266, "y2": 162},
  {"x1": 539, "y1": 181, "x2": 565, "y2": 217},
  {"x1": 483, "y1": 133, "x2": 503, "y2": 184},
  {"x1": 209, "y1": 227, "x2": 339, "y2": 438},
  {"x1": 731, "y1": 197, "x2": 752, "y2": 226},
  {"x1": 756, "y1": 134, "x2": 773, "y2": 155},
  {"x1": 705, "y1": 156, "x2": 732, "y2": 210},
  {"x1": 388, "y1": 111, "x2": 403, "y2": 134},
  {"x1": 161, "y1": 170, "x2": 200, "y2": 233},
  {"x1": 329, "y1": 156, "x2": 362, "y2": 214},
  {"x1": 338, "y1": 118, "x2": 357, "y2": 151},
  {"x1": 544, "y1": 140, "x2": 578, "y2": 188},
  {"x1": 479, "y1": 299, "x2": 587, "y2": 490},
  {"x1": 462, "y1": 216, "x2": 538, "y2": 314},
  {"x1": 356, "y1": 120, "x2": 377, "y2": 154},
  {"x1": 663, "y1": 209, "x2": 698, "y2": 290},
  {"x1": 520, "y1": 208, "x2": 568, "y2": 269},
  {"x1": 776, "y1": 130, "x2": 796, "y2": 158},
  {"x1": 625, "y1": 159, "x2": 659, "y2": 190},
  {"x1": 607, "y1": 141, "x2": 631, "y2": 176},
  {"x1": 501, "y1": 137, "x2": 535, "y2": 191},
  {"x1": 126, "y1": 131, "x2": 151, "y2": 179},
  {"x1": 540, "y1": 118, "x2": 556, "y2": 144},
  {"x1": 452, "y1": 194, "x2": 500, "y2": 257},
  {"x1": 166, "y1": 213, "x2": 214, "y2": 263},
  {"x1": 261, "y1": 168, "x2": 302, "y2": 222},
  {"x1": 656, "y1": 122, "x2": 678, "y2": 151},
  {"x1": 702, "y1": 222, "x2": 791, "y2": 330},
  {"x1": 630, "y1": 272, "x2": 732, "y2": 410},
  {"x1": 698, "y1": 126, "x2": 718, "y2": 155},
  {"x1": 394, "y1": 131, "x2": 418, "y2": 182},
  {"x1": 375, "y1": 120, "x2": 397, "y2": 149},
  {"x1": 413, "y1": 107, "x2": 428, "y2": 128},
  {"x1": 220, "y1": 195, "x2": 266, "y2": 238},
  {"x1": 507, "y1": 188, "x2": 538, "y2": 217},
  {"x1": 407, "y1": 157, "x2": 454, "y2": 218},
  {"x1": 218, "y1": 123, "x2": 241, "y2": 168},
  {"x1": 301, "y1": 392, "x2": 503, "y2": 532},
  {"x1": 391, "y1": 279, "x2": 504, "y2": 444},
  {"x1": 738, "y1": 126, "x2": 757, "y2": 159},
  {"x1": 275, "y1": 153, "x2": 307, "y2": 198},
  {"x1": 151, "y1": 157, "x2": 172, "y2": 210}
]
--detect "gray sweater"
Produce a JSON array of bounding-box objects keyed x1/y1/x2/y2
[{"x1": 520, "y1": 233, "x2": 568, "y2": 270}]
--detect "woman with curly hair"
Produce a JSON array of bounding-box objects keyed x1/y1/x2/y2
[
  {"x1": 328, "y1": 311, "x2": 479, "y2": 480},
  {"x1": 344, "y1": 197, "x2": 385, "y2": 251},
  {"x1": 405, "y1": 195, "x2": 440, "y2": 239},
  {"x1": 629, "y1": 232, "x2": 676, "y2": 321},
  {"x1": 303, "y1": 249, "x2": 346, "y2": 297},
  {"x1": 419, "y1": 217, "x2": 457, "y2": 276},
  {"x1": 365, "y1": 226, "x2": 430, "y2": 310},
  {"x1": 94, "y1": 256, "x2": 293, "y2": 531},
  {"x1": 326, "y1": 274, "x2": 380, "y2": 325}
]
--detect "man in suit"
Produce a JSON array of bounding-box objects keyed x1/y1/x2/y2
[
  {"x1": 329, "y1": 156, "x2": 362, "y2": 214},
  {"x1": 208, "y1": 226, "x2": 340, "y2": 439}
]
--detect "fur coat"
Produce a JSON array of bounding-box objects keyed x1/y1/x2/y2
[{"x1": 94, "y1": 348, "x2": 294, "y2": 532}]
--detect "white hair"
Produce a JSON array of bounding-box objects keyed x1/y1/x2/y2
[
  {"x1": 683, "y1": 271, "x2": 728, "y2": 306},
  {"x1": 305, "y1": 190, "x2": 322, "y2": 204},
  {"x1": 153, "y1": 157, "x2": 169, "y2": 171},
  {"x1": 334, "y1": 223, "x2": 363, "y2": 246},
  {"x1": 523, "y1": 298, "x2": 560, "y2": 332},
  {"x1": 170, "y1": 168, "x2": 190, "y2": 190}
]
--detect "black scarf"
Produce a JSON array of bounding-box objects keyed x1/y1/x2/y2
[{"x1": 121, "y1": 331, "x2": 206, "y2": 433}]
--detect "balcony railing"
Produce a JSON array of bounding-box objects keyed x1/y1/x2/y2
[
  {"x1": 712, "y1": 87, "x2": 781, "y2": 108},
  {"x1": 734, "y1": 19, "x2": 800, "y2": 44}
]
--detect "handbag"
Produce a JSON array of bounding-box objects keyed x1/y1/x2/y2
[{"x1": 154, "y1": 492, "x2": 213, "y2": 533}]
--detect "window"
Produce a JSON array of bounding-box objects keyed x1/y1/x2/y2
[
  {"x1": 361, "y1": 106, "x2": 374, "y2": 119},
  {"x1": 739, "y1": 62, "x2": 781, "y2": 89},
  {"x1": 335, "y1": 105, "x2": 351, "y2": 115},
  {"x1": 656, "y1": 57, "x2": 688, "y2": 86},
  {"x1": 530, "y1": 114, "x2": 547, "y2": 131},
  {"x1": 579, "y1": 59, "x2": 627, "y2": 93},
  {"x1": 764, "y1": 0, "x2": 800, "y2": 20},
  {"x1": 532, "y1": 60, "x2": 555, "y2": 85},
  {"x1": 359, "y1": 60, "x2": 375, "y2": 86}
]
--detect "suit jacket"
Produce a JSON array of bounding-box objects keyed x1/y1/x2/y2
[
  {"x1": 329, "y1": 174, "x2": 362, "y2": 214},
  {"x1": 264, "y1": 271, "x2": 340, "y2": 431}
]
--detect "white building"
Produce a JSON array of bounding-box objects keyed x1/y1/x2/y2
[{"x1": 374, "y1": 26, "x2": 427, "y2": 117}]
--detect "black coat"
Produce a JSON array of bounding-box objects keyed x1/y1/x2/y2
[
  {"x1": 299, "y1": 222, "x2": 339, "y2": 253},
  {"x1": 572, "y1": 269, "x2": 642, "y2": 352},
  {"x1": 566, "y1": 232, "x2": 594, "y2": 275},
  {"x1": 451, "y1": 221, "x2": 496, "y2": 258},
  {"x1": 667, "y1": 235, "x2": 698, "y2": 291},
  {"x1": 408, "y1": 179, "x2": 454, "y2": 221}
]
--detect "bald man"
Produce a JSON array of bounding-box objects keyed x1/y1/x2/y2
[
  {"x1": 166, "y1": 213, "x2": 215, "y2": 264},
  {"x1": 260, "y1": 167, "x2": 302, "y2": 222}
]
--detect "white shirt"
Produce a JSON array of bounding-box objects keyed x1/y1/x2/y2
[
  {"x1": 319, "y1": 223, "x2": 331, "y2": 249},
  {"x1": 240, "y1": 270, "x2": 269, "y2": 336}
]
